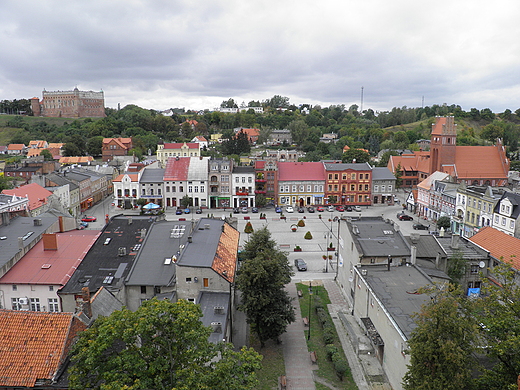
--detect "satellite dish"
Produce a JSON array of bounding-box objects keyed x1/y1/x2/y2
[{"x1": 479, "y1": 261, "x2": 486, "y2": 268}]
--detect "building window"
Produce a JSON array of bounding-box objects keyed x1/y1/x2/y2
[
  {"x1": 470, "y1": 265, "x2": 479, "y2": 274},
  {"x1": 328, "y1": 174, "x2": 332, "y2": 180},
  {"x1": 350, "y1": 184, "x2": 355, "y2": 191},
  {"x1": 374, "y1": 185, "x2": 378, "y2": 192},
  {"x1": 352, "y1": 173, "x2": 356, "y2": 180},
  {"x1": 387, "y1": 185, "x2": 392, "y2": 192},
  {"x1": 342, "y1": 174, "x2": 347, "y2": 180},
  {"x1": 12, "y1": 285, "x2": 17, "y2": 291},
  {"x1": 48, "y1": 298, "x2": 59, "y2": 312},
  {"x1": 11, "y1": 298, "x2": 21, "y2": 310},
  {"x1": 502, "y1": 217, "x2": 506, "y2": 226},
  {"x1": 334, "y1": 174, "x2": 338, "y2": 180},
  {"x1": 200, "y1": 186, "x2": 205, "y2": 193},
  {"x1": 141, "y1": 286, "x2": 147, "y2": 294},
  {"x1": 203, "y1": 278, "x2": 209, "y2": 288},
  {"x1": 166, "y1": 186, "x2": 170, "y2": 192},
  {"x1": 186, "y1": 277, "x2": 192, "y2": 283},
  {"x1": 49, "y1": 286, "x2": 54, "y2": 291},
  {"x1": 188, "y1": 186, "x2": 192, "y2": 193},
  {"x1": 242, "y1": 177, "x2": 246, "y2": 183},
  {"x1": 30, "y1": 298, "x2": 41, "y2": 311},
  {"x1": 307, "y1": 185, "x2": 311, "y2": 192}
]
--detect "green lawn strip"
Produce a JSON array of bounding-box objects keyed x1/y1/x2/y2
[
  {"x1": 251, "y1": 336, "x2": 285, "y2": 390},
  {"x1": 296, "y1": 283, "x2": 358, "y2": 390}
]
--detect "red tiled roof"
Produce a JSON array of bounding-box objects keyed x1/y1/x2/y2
[
  {"x1": 164, "y1": 157, "x2": 190, "y2": 181},
  {"x1": 278, "y1": 162, "x2": 325, "y2": 181},
  {"x1": 59, "y1": 156, "x2": 94, "y2": 164},
  {"x1": 103, "y1": 137, "x2": 132, "y2": 149},
  {"x1": 2, "y1": 183, "x2": 53, "y2": 211},
  {"x1": 212, "y1": 223, "x2": 239, "y2": 283},
  {"x1": 0, "y1": 310, "x2": 86, "y2": 387},
  {"x1": 113, "y1": 173, "x2": 139, "y2": 182},
  {"x1": 240, "y1": 128, "x2": 260, "y2": 137},
  {"x1": 163, "y1": 142, "x2": 199, "y2": 149},
  {"x1": 8, "y1": 144, "x2": 25, "y2": 150},
  {"x1": 453, "y1": 146, "x2": 508, "y2": 180},
  {"x1": 0, "y1": 230, "x2": 100, "y2": 286},
  {"x1": 469, "y1": 227, "x2": 520, "y2": 271}
]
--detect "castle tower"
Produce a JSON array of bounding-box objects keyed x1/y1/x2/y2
[
  {"x1": 429, "y1": 116, "x2": 457, "y2": 174},
  {"x1": 30, "y1": 97, "x2": 41, "y2": 117}
]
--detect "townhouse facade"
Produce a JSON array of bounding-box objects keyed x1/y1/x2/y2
[
  {"x1": 492, "y1": 191, "x2": 520, "y2": 238},
  {"x1": 102, "y1": 137, "x2": 133, "y2": 162},
  {"x1": 209, "y1": 158, "x2": 233, "y2": 209},
  {"x1": 323, "y1": 162, "x2": 372, "y2": 206},
  {"x1": 371, "y1": 167, "x2": 397, "y2": 205},
  {"x1": 277, "y1": 162, "x2": 325, "y2": 206},
  {"x1": 231, "y1": 166, "x2": 255, "y2": 208}
]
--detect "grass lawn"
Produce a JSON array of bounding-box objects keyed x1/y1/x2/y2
[
  {"x1": 297, "y1": 282, "x2": 358, "y2": 390},
  {"x1": 251, "y1": 336, "x2": 285, "y2": 390}
]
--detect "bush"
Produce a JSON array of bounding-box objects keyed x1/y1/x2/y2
[
  {"x1": 304, "y1": 231, "x2": 313, "y2": 240},
  {"x1": 323, "y1": 328, "x2": 336, "y2": 344},
  {"x1": 297, "y1": 219, "x2": 305, "y2": 227},
  {"x1": 334, "y1": 358, "x2": 349, "y2": 380},
  {"x1": 326, "y1": 344, "x2": 338, "y2": 361},
  {"x1": 313, "y1": 296, "x2": 324, "y2": 310}
]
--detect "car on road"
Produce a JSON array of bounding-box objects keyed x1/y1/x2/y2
[
  {"x1": 241, "y1": 207, "x2": 248, "y2": 213},
  {"x1": 275, "y1": 206, "x2": 282, "y2": 213},
  {"x1": 251, "y1": 207, "x2": 259, "y2": 213},
  {"x1": 184, "y1": 208, "x2": 191, "y2": 214},
  {"x1": 233, "y1": 207, "x2": 240, "y2": 213},
  {"x1": 195, "y1": 208, "x2": 202, "y2": 214},
  {"x1": 175, "y1": 209, "x2": 183, "y2": 215},
  {"x1": 336, "y1": 205, "x2": 344, "y2": 212},
  {"x1": 316, "y1": 206, "x2": 325, "y2": 212},
  {"x1": 353, "y1": 205, "x2": 361, "y2": 212},
  {"x1": 413, "y1": 223, "x2": 429, "y2": 230},
  {"x1": 81, "y1": 216, "x2": 96, "y2": 222},
  {"x1": 78, "y1": 221, "x2": 88, "y2": 229},
  {"x1": 285, "y1": 206, "x2": 294, "y2": 213},
  {"x1": 327, "y1": 205, "x2": 335, "y2": 212},
  {"x1": 298, "y1": 207, "x2": 305, "y2": 213},
  {"x1": 397, "y1": 213, "x2": 413, "y2": 221},
  {"x1": 307, "y1": 206, "x2": 315, "y2": 213},
  {"x1": 345, "y1": 206, "x2": 353, "y2": 212},
  {"x1": 294, "y1": 258, "x2": 307, "y2": 271}
]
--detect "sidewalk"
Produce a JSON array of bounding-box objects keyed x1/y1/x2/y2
[{"x1": 281, "y1": 282, "x2": 316, "y2": 389}]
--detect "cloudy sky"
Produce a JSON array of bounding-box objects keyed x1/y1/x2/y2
[{"x1": 2, "y1": 0, "x2": 520, "y2": 113}]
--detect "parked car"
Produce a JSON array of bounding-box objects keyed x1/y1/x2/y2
[
  {"x1": 345, "y1": 206, "x2": 353, "y2": 212},
  {"x1": 285, "y1": 206, "x2": 294, "y2": 213},
  {"x1": 397, "y1": 213, "x2": 413, "y2": 221},
  {"x1": 241, "y1": 207, "x2": 248, "y2": 213},
  {"x1": 195, "y1": 208, "x2": 202, "y2": 214},
  {"x1": 327, "y1": 205, "x2": 335, "y2": 212},
  {"x1": 353, "y1": 205, "x2": 362, "y2": 212},
  {"x1": 275, "y1": 206, "x2": 282, "y2": 213},
  {"x1": 307, "y1": 206, "x2": 315, "y2": 213},
  {"x1": 251, "y1": 207, "x2": 259, "y2": 213},
  {"x1": 413, "y1": 223, "x2": 429, "y2": 230},
  {"x1": 184, "y1": 208, "x2": 191, "y2": 214},
  {"x1": 294, "y1": 258, "x2": 307, "y2": 271},
  {"x1": 298, "y1": 207, "x2": 305, "y2": 213},
  {"x1": 175, "y1": 209, "x2": 183, "y2": 215},
  {"x1": 316, "y1": 206, "x2": 325, "y2": 212},
  {"x1": 233, "y1": 207, "x2": 240, "y2": 213},
  {"x1": 81, "y1": 216, "x2": 96, "y2": 222},
  {"x1": 336, "y1": 205, "x2": 345, "y2": 212}
]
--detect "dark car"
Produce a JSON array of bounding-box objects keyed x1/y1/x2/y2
[
  {"x1": 413, "y1": 223, "x2": 429, "y2": 230},
  {"x1": 233, "y1": 207, "x2": 240, "y2": 213},
  {"x1": 298, "y1": 207, "x2": 305, "y2": 213},
  {"x1": 397, "y1": 213, "x2": 413, "y2": 221},
  {"x1": 316, "y1": 206, "x2": 325, "y2": 212},
  {"x1": 251, "y1": 207, "x2": 258, "y2": 213},
  {"x1": 241, "y1": 207, "x2": 248, "y2": 213},
  {"x1": 336, "y1": 205, "x2": 344, "y2": 212},
  {"x1": 275, "y1": 206, "x2": 282, "y2": 213},
  {"x1": 307, "y1": 206, "x2": 315, "y2": 213},
  {"x1": 345, "y1": 206, "x2": 353, "y2": 212},
  {"x1": 175, "y1": 209, "x2": 183, "y2": 215},
  {"x1": 294, "y1": 258, "x2": 307, "y2": 271},
  {"x1": 195, "y1": 208, "x2": 202, "y2": 214},
  {"x1": 81, "y1": 216, "x2": 96, "y2": 222}
]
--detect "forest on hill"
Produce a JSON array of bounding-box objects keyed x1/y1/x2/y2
[{"x1": 1, "y1": 96, "x2": 520, "y2": 164}]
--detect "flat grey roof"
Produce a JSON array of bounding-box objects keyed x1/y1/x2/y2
[
  {"x1": 348, "y1": 217, "x2": 410, "y2": 258},
  {"x1": 140, "y1": 168, "x2": 165, "y2": 183},
  {"x1": 362, "y1": 264, "x2": 431, "y2": 339},
  {"x1": 198, "y1": 291, "x2": 230, "y2": 344},
  {"x1": 372, "y1": 167, "x2": 396, "y2": 181}
]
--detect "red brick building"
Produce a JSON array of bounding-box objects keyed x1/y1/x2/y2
[
  {"x1": 102, "y1": 137, "x2": 133, "y2": 162},
  {"x1": 31, "y1": 87, "x2": 106, "y2": 118},
  {"x1": 323, "y1": 162, "x2": 372, "y2": 206}
]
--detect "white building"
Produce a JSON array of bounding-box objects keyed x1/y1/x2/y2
[{"x1": 231, "y1": 166, "x2": 255, "y2": 208}]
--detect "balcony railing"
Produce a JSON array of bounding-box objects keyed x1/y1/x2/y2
[{"x1": 255, "y1": 178, "x2": 267, "y2": 183}]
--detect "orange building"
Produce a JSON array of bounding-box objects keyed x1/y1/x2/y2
[
  {"x1": 323, "y1": 162, "x2": 372, "y2": 206},
  {"x1": 102, "y1": 137, "x2": 133, "y2": 162}
]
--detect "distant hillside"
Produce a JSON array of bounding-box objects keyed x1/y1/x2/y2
[{"x1": 0, "y1": 114, "x2": 95, "y2": 128}]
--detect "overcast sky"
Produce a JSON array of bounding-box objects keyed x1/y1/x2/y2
[{"x1": 2, "y1": 0, "x2": 520, "y2": 113}]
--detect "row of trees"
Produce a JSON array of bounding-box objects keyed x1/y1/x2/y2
[{"x1": 403, "y1": 262, "x2": 520, "y2": 390}]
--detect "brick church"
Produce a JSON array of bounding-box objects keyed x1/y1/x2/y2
[{"x1": 31, "y1": 88, "x2": 106, "y2": 118}]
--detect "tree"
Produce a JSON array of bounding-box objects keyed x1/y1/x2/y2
[
  {"x1": 342, "y1": 148, "x2": 370, "y2": 164},
  {"x1": 328, "y1": 195, "x2": 337, "y2": 204},
  {"x1": 244, "y1": 221, "x2": 254, "y2": 234},
  {"x1": 287, "y1": 119, "x2": 309, "y2": 146},
  {"x1": 221, "y1": 130, "x2": 250, "y2": 155},
  {"x1": 446, "y1": 251, "x2": 466, "y2": 286},
  {"x1": 394, "y1": 162, "x2": 403, "y2": 188},
  {"x1": 403, "y1": 286, "x2": 477, "y2": 390},
  {"x1": 236, "y1": 227, "x2": 295, "y2": 347},
  {"x1": 40, "y1": 149, "x2": 53, "y2": 161},
  {"x1": 69, "y1": 299, "x2": 261, "y2": 390},
  {"x1": 220, "y1": 98, "x2": 238, "y2": 108},
  {"x1": 255, "y1": 194, "x2": 267, "y2": 208},
  {"x1": 181, "y1": 195, "x2": 193, "y2": 208},
  {"x1": 437, "y1": 216, "x2": 451, "y2": 230},
  {"x1": 86, "y1": 136, "x2": 104, "y2": 156}
]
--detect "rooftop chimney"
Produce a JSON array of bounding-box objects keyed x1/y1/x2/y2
[
  {"x1": 451, "y1": 233, "x2": 460, "y2": 249},
  {"x1": 81, "y1": 287, "x2": 92, "y2": 318},
  {"x1": 43, "y1": 233, "x2": 58, "y2": 251},
  {"x1": 411, "y1": 245, "x2": 417, "y2": 265}
]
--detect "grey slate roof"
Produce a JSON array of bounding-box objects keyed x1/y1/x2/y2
[
  {"x1": 494, "y1": 191, "x2": 520, "y2": 219},
  {"x1": 324, "y1": 162, "x2": 372, "y2": 171},
  {"x1": 45, "y1": 173, "x2": 79, "y2": 191},
  {"x1": 348, "y1": 217, "x2": 410, "y2": 258},
  {"x1": 197, "y1": 291, "x2": 230, "y2": 344},
  {"x1": 177, "y1": 218, "x2": 225, "y2": 267},
  {"x1": 372, "y1": 167, "x2": 396, "y2": 181},
  {"x1": 60, "y1": 215, "x2": 156, "y2": 295},
  {"x1": 140, "y1": 168, "x2": 165, "y2": 183},
  {"x1": 405, "y1": 234, "x2": 444, "y2": 259},
  {"x1": 232, "y1": 166, "x2": 255, "y2": 173}
]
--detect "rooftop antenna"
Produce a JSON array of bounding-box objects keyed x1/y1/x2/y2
[{"x1": 360, "y1": 86, "x2": 364, "y2": 113}]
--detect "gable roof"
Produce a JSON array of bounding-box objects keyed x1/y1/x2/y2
[
  {"x1": 453, "y1": 146, "x2": 509, "y2": 180},
  {"x1": 417, "y1": 171, "x2": 451, "y2": 190},
  {"x1": 0, "y1": 310, "x2": 86, "y2": 387},
  {"x1": 7, "y1": 144, "x2": 25, "y2": 151},
  {"x1": 163, "y1": 142, "x2": 199, "y2": 150},
  {"x1": 278, "y1": 162, "x2": 325, "y2": 181},
  {"x1": 388, "y1": 152, "x2": 431, "y2": 173},
  {"x1": 113, "y1": 173, "x2": 139, "y2": 182},
  {"x1": 163, "y1": 157, "x2": 190, "y2": 181},
  {"x1": 59, "y1": 156, "x2": 94, "y2": 164},
  {"x1": 470, "y1": 227, "x2": 520, "y2": 270},
  {"x1": 103, "y1": 137, "x2": 133, "y2": 149},
  {"x1": 0, "y1": 230, "x2": 99, "y2": 286},
  {"x1": 2, "y1": 183, "x2": 53, "y2": 211},
  {"x1": 212, "y1": 222, "x2": 239, "y2": 283}
]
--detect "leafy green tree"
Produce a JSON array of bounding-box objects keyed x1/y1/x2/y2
[
  {"x1": 0, "y1": 175, "x2": 14, "y2": 191},
  {"x1": 220, "y1": 98, "x2": 238, "y2": 108},
  {"x1": 181, "y1": 195, "x2": 193, "y2": 208},
  {"x1": 136, "y1": 198, "x2": 147, "y2": 209},
  {"x1": 221, "y1": 131, "x2": 250, "y2": 155},
  {"x1": 86, "y1": 136, "x2": 104, "y2": 156},
  {"x1": 40, "y1": 149, "x2": 53, "y2": 161},
  {"x1": 62, "y1": 142, "x2": 81, "y2": 156},
  {"x1": 255, "y1": 194, "x2": 267, "y2": 207},
  {"x1": 394, "y1": 162, "x2": 403, "y2": 188},
  {"x1": 437, "y1": 216, "x2": 451, "y2": 230},
  {"x1": 403, "y1": 286, "x2": 478, "y2": 390},
  {"x1": 342, "y1": 148, "x2": 370, "y2": 164},
  {"x1": 287, "y1": 119, "x2": 309, "y2": 146},
  {"x1": 446, "y1": 251, "x2": 466, "y2": 286},
  {"x1": 328, "y1": 195, "x2": 337, "y2": 204},
  {"x1": 236, "y1": 227, "x2": 295, "y2": 347},
  {"x1": 69, "y1": 299, "x2": 261, "y2": 390}
]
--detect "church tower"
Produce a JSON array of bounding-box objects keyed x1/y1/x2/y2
[{"x1": 429, "y1": 116, "x2": 457, "y2": 174}]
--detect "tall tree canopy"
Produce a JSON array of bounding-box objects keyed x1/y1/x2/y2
[
  {"x1": 236, "y1": 227, "x2": 295, "y2": 347},
  {"x1": 69, "y1": 299, "x2": 262, "y2": 390}
]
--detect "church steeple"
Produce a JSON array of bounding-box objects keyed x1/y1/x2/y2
[{"x1": 429, "y1": 116, "x2": 457, "y2": 174}]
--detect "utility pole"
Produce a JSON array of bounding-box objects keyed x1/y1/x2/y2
[{"x1": 360, "y1": 86, "x2": 364, "y2": 113}]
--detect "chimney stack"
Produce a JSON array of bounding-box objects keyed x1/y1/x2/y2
[
  {"x1": 81, "y1": 287, "x2": 92, "y2": 318},
  {"x1": 43, "y1": 233, "x2": 58, "y2": 251}
]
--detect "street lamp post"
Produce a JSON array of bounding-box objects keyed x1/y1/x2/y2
[
  {"x1": 324, "y1": 232, "x2": 332, "y2": 272},
  {"x1": 307, "y1": 281, "x2": 313, "y2": 340}
]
